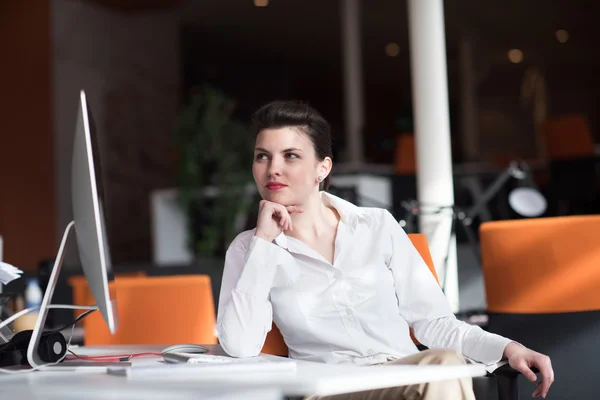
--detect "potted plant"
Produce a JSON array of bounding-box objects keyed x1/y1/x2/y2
[{"x1": 174, "y1": 86, "x2": 256, "y2": 259}]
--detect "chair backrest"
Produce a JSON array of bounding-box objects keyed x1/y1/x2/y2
[
  {"x1": 82, "y1": 275, "x2": 217, "y2": 345},
  {"x1": 480, "y1": 215, "x2": 600, "y2": 399},
  {"x1": 394, "y1": 134, "x2": 416, "y2": 174},
  {"x1": 68, "y1": 271, "x2": 146, "y2": 324},
  {"x1": 480, "y1": 216, "x2": 600, "y2": 314},
  {"x1": 261, "y1": 233, "x2": 438, "y2": 356},
  {"x1": 541, "y1": 114, "x2": 595, "y2": 160}
]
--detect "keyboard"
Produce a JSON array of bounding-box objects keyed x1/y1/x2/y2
[{"x1": 163, "y1": 352, "x2": 235, "y2": 364}]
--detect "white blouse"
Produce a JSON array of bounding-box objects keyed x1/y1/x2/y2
[{"x1": 217, "y1": 192, "x2": 511, "y2": 366}]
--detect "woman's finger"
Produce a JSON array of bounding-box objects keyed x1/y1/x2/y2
[
  {"x1": 537, "y1": 357, "x2": 554, "y2": 398},
  {"x1": 532, "y1": 382, "x2": 542, "y2": 398},
  {"x1": 515, "y1": 360, "x2": 537, "y2": 382}
]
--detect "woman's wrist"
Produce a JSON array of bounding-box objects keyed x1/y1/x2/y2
[
  {"x1": 254, "y1": 231, "x2": 274, "y2": 243},
  {"x1": 502, "y1": 341, "x2": 523, "y2": 360}
]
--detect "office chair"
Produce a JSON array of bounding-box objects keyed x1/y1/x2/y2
[
  {"x1": 68, "y1": 271, "x2": 146, "y2": 325},
  {"x1": 541, "y1": 114, "x2": 600, "y2": 215},
  {"x1": 81, "y1": 275, "x2": 217, "y2": 345},
  {"x1": 481, "y1": 216, "x2": 600, "y2": 399},
  {"x1": 263, "y1": 233, "x2": 524, "y2": 400}
]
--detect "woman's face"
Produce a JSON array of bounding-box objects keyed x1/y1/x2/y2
[{"x1": 252, "y1": 127, "x2": 329, "y2": 206}]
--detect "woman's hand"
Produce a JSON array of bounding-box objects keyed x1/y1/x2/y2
[
  {"x1": 255, "y1": 200, "x2": 303, "y2": 242},
  {"x1": 503, "y1": 342, "x2": 554, "y2": 398}
]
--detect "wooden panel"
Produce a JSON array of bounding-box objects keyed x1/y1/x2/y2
[
  {"x1": 85, "y1": 0, "x2": 186, "y2": 12},
  {"x1": 0, "y1": 2, "x2": 56, "y2": 270}
]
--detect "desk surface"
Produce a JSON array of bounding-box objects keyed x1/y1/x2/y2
[{"x1": 0, "y1": 344, "x2": 488, "y2": 400}]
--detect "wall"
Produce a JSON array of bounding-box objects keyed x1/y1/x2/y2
[
  {"x1": 0, "y1": 3, "x2": 56, "y2": 271},
  {"x1": 52, "y1": 0, "x2": 181, "y2": 268}
]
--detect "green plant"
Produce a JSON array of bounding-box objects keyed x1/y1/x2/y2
[{"x1": 175, "y1": 86, "x2": 255, "y2": 258}]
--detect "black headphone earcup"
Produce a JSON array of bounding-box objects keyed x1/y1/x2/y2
[
  {"x1": 4, "y1": 330, "x2": 67, "y2": 365},
  {"x1": 38, "y1": 332, "x2": 67, "y2": 363}
]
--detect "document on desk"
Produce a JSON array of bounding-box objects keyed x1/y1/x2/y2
[
  {"x1": 107, "y1": 356, "x2": 298, "y2": 380},
  {"x1": 0, "y1": 261, "x2": 23, "y2": 285}
]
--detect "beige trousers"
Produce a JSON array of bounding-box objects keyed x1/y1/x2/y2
[{"x1": 304, "y1": 349, "x2": 475, "y2": 400}]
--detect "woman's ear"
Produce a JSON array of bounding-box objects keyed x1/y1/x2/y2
[{"x1": 319, "y1": 157, "x2": 333, "y2": 180}]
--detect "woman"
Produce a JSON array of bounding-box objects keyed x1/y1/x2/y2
[{"x1": 217, "y1": 101, "x2": 554, "y2": 400}]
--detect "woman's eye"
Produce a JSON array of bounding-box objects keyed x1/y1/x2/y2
[
  {"x1": 286, "y1": 153, "x2": 299, "y2": 159},
  {"x1": 255, "y1": 153, "x2": 267, "y2": 160}
]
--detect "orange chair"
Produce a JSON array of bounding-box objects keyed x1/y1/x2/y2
[
  {"x1": 394, "y1": 134, "x2": 417, "y2": 174},
  {"x1": 541, "y1": 114, "x2": 595, "y2": 160},
  {"x1": 480, "y1": 216, "x2": 600, "y2": 315},
  {"x1": 541, "y1": 114, "x2": 599, "y2": 215},
  {"x1": 261, "y1": 233, "x2": 438, "y2": 356},
  {"x1": 68, "y1": 271, "x2": 147, "y2": 324},
  {"x1": 260, "y1": 232, "x2": 526, "y2": 399},
  {"x1": 480, "y1": 216, "x2": 600, "y2": 399},
  {"x1": 68, "y1": 272, "x2": 146, "y2": 304},
  {"x1": 82, "y1": 275, "x2": 217, "y2": 345}
]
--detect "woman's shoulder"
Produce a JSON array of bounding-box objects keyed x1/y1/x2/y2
[
  {"x1": 228, "y1": 228, "x2": 258, "y2": 253},
  {"x1": 356, "y1": 206, "x2": 396, "y2": 227}
]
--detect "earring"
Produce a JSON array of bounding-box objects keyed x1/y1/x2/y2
[{"x1": 317, "y1": 176, "x2": 324, "y2": 182}]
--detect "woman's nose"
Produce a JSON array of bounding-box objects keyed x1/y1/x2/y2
[{"x1": 267, "y1": 158, "x2": 283, "y2": 177}]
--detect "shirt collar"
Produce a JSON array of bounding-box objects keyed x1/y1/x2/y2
[{"x1": 273, "y1": 191, "x2": 371, "y2": 249}]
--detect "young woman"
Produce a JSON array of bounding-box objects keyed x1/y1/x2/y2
[{"x1": 217, "y1": 101, "x2": 554, "y2": 400}]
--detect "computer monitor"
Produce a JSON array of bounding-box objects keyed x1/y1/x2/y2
[{"x1": 26, "y1": 90, "x2": 119, "y2": 367}]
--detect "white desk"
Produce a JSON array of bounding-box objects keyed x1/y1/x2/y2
[{"x1": 0, "y1": 344, "x2": 488, "y2": 400}]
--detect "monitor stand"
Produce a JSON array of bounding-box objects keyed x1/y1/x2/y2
[
  {"x1": 26, "y1": 221, "x2": 74, "y2": 368},
  {"x1": 24, "y1": 221, "x2": 125, "y2": 370},
  {"x1": 0, "y1": 318, "x2": 14, "y2": 344}
]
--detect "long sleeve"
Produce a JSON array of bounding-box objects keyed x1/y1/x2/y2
[
  {"x1": 216, "y1": 233, "x2": 285, "y2": 358},
  {"x1": 384, "y1": 211, "x2": 512, "y2": 365}
]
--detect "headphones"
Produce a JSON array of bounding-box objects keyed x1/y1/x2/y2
[{"x1": 0, "y1": 329, "x2": 67, "y2": 367}]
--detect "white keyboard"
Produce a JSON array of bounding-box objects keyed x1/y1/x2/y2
[{"x1": 164, "y1": 352, "x2": 235, "y2": 364}]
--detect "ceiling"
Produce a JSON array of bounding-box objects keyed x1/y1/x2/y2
[
  {"x1": 178, "y1": 0, "x2": 600, "y2": 77},
  {"x1": 84, "y1": 0, "x2": 600, "y2": 161},
  {"x1": 87, "y1": 0, "x2": 185, "y2": 11}
]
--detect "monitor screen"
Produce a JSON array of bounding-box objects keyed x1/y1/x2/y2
[{"x1": 71, "y1": 90, "x2": 118, "y2": 333}]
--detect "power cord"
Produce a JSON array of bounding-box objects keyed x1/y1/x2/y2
[
  {"x1": 66, "y1": 350, "x2": 162, "y2": 363},
  {"x1": 0, "y1": 305, "x2": 97, "y2": 375},
  {"x1": 0, "y1": 304, "x2": 98, "y2": 332},
  {"x1": 0, "y1": 322, "x2": 77, "y2": 375},
  {"x1": 47, "y1": 309, "x2": 96, "y2": 334},
  {"x1": 1, "y1": 306, "x2": 161, "y2": 367}
]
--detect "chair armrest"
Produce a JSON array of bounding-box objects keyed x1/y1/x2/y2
[
  {"x1": 487, "y1": 362, "x2": 539, "y2": 377},
  {"x1": 487, "y1": 363, "x2": 539, "y2": 400}
]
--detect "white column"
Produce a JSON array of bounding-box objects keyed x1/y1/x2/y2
[
  {"x1": 0, "y1": 236, "x2": 3, "y2": 298},
  {"x1": 340, "y1": 0, "x2": 364, "y2": 165},
  {"x1": 407, "y1": 0, "x2": 459, "y2": 312}
]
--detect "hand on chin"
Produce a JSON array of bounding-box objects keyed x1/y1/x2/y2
[{"x1": 263, "y1": 191, "x2": 293, "y2": 206}]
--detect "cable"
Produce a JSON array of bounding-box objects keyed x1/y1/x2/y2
[
  {"x1": 0, "y1": 307, "x2": 97, "y2": 357},
  {"x1": 0, "y1": 304, "x2": 98, "y2": 332},
  {"x1": 47, "y1": 309, "x2": 96, "y2": 334},
  {"x1": 66, "y1": 350, "x2": 162, "y2": 363},
  {"x1": 0, "y1": 319, "x2": 77, "y2": 375}
]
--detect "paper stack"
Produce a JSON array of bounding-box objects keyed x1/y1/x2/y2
[{"x1": 0, "y1": 262, "x2": 23, "y2": 285}]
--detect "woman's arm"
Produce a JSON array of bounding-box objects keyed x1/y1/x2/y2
[
  {"x1": 216, "y1": 234, "x2": 285, "y2": 358},
  {"x1": 383, "y1": 211, "x2": 511, "y2": 364}
]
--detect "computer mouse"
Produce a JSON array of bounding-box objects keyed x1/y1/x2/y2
[{"x1": 161, "y1": 344, "x2": 209, "y2": 355}]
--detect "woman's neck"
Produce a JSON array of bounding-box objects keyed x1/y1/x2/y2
[{"x1": 286, "y1": 192, "x2": 338, "y2": 239}]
